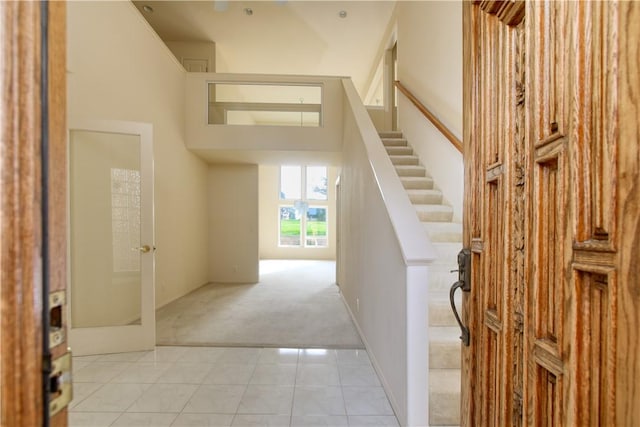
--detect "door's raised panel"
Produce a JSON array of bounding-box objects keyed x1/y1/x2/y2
[
  {"x1": 480, "y1": 330, "x2": 501, "y2": 426},
  {"x1": 534, "y1": 367, "x2": 563, "y2": 427},
  {"x1": 571, "y1": 270, "x2": 616, "y2": 425},
  {"x1": 534, "y1": 156, "x2": 565, "y2": 347},
  {"x1": 480, "y1": 15, "x2": 501, "y2": 165},
  {"x1": 531, "y1": 1, "x2": 569, "y2": 144},
  {"x1": 571, "y1": 0, "x2": 618, "y2": 246},
  {"x1": 485, "y1": 180, "x2": 504, "y2": 314}
]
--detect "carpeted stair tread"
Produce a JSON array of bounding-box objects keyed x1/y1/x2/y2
[
  {"x1": 407, "y1": 189, "x2": 443, "y2": 205},
  {"x1": 379, "y1": 131, "x2": 404, "y2": 139},
  {"x1": 395, "y1": 165, "x2": 427, "y2": 177},
  {"x1": 414, "y1": 204, "x2": 454, "y2": 222},
  {"x1": 401, "y1": 176, "x2": 434, "y2": 190},
  {"x1": 422, "y1": 222, "x2": 462, "y2": 243},
  {"x1": 390, "y1": 155, "x2": 420, "y2": 166},
  {"x1": 430, "y1": 326, "x2": 463, "y2": 369},
  {"x1": 381, "y1": 137, "x2": 408, "y2": 147},
  {"x1": 385, "y1": 146, "x2": 414, "y2": 156},
  {"x1": 429, "y1": 369, "x2": 461, "y2": 425}
]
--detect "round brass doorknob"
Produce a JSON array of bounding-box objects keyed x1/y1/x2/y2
[{"x1": 138, "y1": 245, "x2": 151, "y2": 253}]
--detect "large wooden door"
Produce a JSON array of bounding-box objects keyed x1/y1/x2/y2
[
  {"x1": 462, "y1": 1, "x2": 640, "y2": 425},
  {"x1": 1, "y1": 1, "x2": 68, "y2": 425}
]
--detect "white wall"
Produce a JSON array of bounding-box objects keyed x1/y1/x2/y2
[
  {"x1": 339, "y1": 79, "x2": 434, "y2": 427},
  {"x1": 366, "y1": 106, "x2": 386, "y2": 132},
  {"x1": 208, "y1": 164, "x2": 259, "y2": 283},
  {"x1": 258, "y1": 165, "x2": 337, "y2": 260},
  {"x1": 395, "y1": 1, "x2": 464, "y2": 221},
  {"x1": 67, "y1": 1, "x2": 210, "y2": 308}
]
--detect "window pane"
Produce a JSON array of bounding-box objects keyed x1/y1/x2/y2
[
  {"x1": 280, "y1": 166, "x2": 301, "y2": 200},
  {"x1": 279, "y1": 206, "x2": 301, "y2": 246},
  {"x1": 306, "y1": 207, "x2": 327, "y2": 247},
  {"x1": 306, "y1": 166, "x2": 328, "y2": 200}
]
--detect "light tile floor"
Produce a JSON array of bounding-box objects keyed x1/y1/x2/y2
[{"x1": 70, "y1": 346, "x2": 400, "y2": 427}]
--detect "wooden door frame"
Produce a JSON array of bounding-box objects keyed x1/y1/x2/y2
[
  {"x1": 1, "y1": 1, "x2": 67, "y2": 425},
  {"x1": 615, "y1": 2, "x2": 640, "y2": 424}
]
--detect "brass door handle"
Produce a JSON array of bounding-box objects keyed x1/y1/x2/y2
[{"x1": 138, "y1": 245, "x2": 152, "y2": 253}]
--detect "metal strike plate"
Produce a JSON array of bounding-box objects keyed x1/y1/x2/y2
[
  {"x1": 49, "y1": 291, "x2": 65, "y2": 348},
  {"x1": 49, "y1": 351, "x2": 73, "y2": 416}
]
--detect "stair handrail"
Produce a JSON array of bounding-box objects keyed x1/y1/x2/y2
[{"x1": 395, "y1": 80, "x2": 463, "y2": 153}]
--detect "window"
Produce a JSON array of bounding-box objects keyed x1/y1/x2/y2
[{"x1": 279, "y1": 165, "x2": 328, "y2": 247}]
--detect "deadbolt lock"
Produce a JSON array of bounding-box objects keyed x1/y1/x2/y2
[{"x1": 49, "y1": 351, "x2": 73, "y2": 416}]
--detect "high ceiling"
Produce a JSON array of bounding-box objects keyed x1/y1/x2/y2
[{"x1": 132, "y1": 0, "x2": 396, "y2": 95}]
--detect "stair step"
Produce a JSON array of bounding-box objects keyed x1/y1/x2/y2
[
  {"x1": 423, "y1": 222, "x2": 462, "y2": 243},
  {"x1": 429, "y1": 265, "x2": 458, "y2": 294},
  {"x1": 379, "y1": 130, "x2": 462, "y2": 426},
  {"x1": 385, "y1": 146, "x2": 413, "y2": 156},
  {"x1": 390, "y1": 155, "x2": 420, "y2": 166},
  {"x1": 429, "y1": 369, "x2": 461, "y2": 425},
  {"x1": 395, "y1": 165, "x2": 426, "y2": 177},
  {"x1": 430, "y1": 326, "x2": 462, "y2": 369},
  {"x1": 401, "y1": 176, "x2": 434, "y2": 190},
  {"x1": 381, "y1": 137, "x2": 408, "y2": 147},
  {"x1": 429, "y1": 294, "x2": 462, "y2": 326},
  {"x1": 407, "y1": 189, "x2": 443, "y2": 205},
  {"x1": 415, "y1": 204, "x2": 454, "y2": 222},
  {"x1": 429, "y1": 296, "x2": 459, "y2": 326},
  {"x1": 379, "y1": 131, "x2": 403, "y2": 139}
]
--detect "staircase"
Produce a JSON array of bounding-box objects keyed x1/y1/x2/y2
[{"x1": 380, "y1": 131, "x2": 461, "y2": 426}]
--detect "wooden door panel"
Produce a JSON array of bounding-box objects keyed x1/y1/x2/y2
[
  {"x1": 465, "y1": 3, "x2": 525, "y2": 426},
  {"x1": 1, "y1": 2, "x2": 45, "y2": 425},
  {"x1": 463, "y1": 0, "x2": 639, "y2": 425}
]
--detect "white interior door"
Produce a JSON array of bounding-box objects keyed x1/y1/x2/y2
[{"x1": 67, "y1": 119, "x2": 155, "y2": 356}]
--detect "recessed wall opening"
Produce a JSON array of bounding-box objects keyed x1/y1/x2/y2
[{"x1": 208, "y1": 82, "x2": 323, "y2": 127}]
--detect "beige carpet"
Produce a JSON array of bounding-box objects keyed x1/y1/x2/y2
[{"x1": 156, "y1": 260, "x2": 364, "y2": 349}]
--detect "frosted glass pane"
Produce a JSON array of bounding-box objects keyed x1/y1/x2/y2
[{"x1": 69, "y1": 130, "x2": 142, "y2": 328}]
